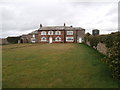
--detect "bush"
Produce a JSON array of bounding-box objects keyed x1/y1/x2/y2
[
  {"x1": 85, "y1": 35, "x2": 99, "y2": 48},
  {"x1": 105, "y1": 32, "x2": 120, "y2": 81},
  {"x1": 85, "y1": 32, "x2": 120, "y2": 81}
]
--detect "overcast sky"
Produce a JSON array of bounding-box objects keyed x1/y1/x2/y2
[{"x1": 0, "y1": 0, "x2": 119, "y2": 38}]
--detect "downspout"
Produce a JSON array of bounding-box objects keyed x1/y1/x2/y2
[
  {"x1": 64, "y1": 30, "x2": 66, "y2": 43},
  {"x1": 76, "y1": 30, "x2": 77, "y2": 43}
]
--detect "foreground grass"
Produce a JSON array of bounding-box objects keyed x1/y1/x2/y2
[{"x1": 2, "y1": 43, "x2": 119, "y2": 88}]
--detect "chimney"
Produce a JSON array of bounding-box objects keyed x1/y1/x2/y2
[
  {"x1": 64, "y1": 23, "x2": 66, "y2": 26},
  {"x1": 40, "y1": 24, "x2": 42, "y2": 28},
  {"x1": 70, "y1": 25, "x2": 72, "y2": 27}
]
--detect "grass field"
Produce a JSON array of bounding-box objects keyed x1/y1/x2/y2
[{"x1": 2, "y1": 43, "x2": 119, "y2": 88}]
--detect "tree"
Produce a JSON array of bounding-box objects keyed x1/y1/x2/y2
[
  {"x1": 86, "y1": 32, "x2": 91, "y2": 36},
  {"x1": 88, "y1": 35, "x2": 99, "y2": 49}
]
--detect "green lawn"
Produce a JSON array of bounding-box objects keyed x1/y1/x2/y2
[{"x1": 2, "y1": 43, "x2": 119, "y2": 88}]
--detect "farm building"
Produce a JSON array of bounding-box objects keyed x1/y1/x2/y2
[
  {"x1": 0, "y1": 38, "x2": 9, "y2": 45},
  {"x1": 19, "y1": 23, "x2": 85, "y2": 43}
]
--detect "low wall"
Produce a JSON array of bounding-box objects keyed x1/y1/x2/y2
[
  {"x1": 97, "y1": 43, "x2": 107, "y2": 55},
  {"x1": 86, "y1": 41, "x2": 107, "y2": 55},
  {"x1": 86, "y1": 41, "x2": 90, "y2": 46}
]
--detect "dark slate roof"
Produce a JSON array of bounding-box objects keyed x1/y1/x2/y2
[{"x1": 38, "y1": 26, "x2": 85, "y2": 30}]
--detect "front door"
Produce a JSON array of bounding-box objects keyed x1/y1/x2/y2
[
  {"x1": 79, "y1": 37, "x2": 82, "y2": 43},
  {"x1": 49, "y1": 37, "x2": 52, "y2": 43}
]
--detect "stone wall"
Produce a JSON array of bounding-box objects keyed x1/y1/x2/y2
[
  {"x1": 86, "y1": 41, "x2": 107, "y2": 55},
  {"x1": 97, "y1": 43, "x2": 107, "y2": 55}
]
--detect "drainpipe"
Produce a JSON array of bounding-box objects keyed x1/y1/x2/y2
[
  {"x1": 76, "y1": 30, "x2": 77, "y2": 43},
  {"x1": 64, "y1": 30, "x2": 66, "y2": 43}
]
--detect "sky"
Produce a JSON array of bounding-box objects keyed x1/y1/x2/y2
[{"x1": 0, "y1": 0, "x2": 119, "y2": 38}]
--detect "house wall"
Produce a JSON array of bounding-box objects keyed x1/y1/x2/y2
[
  {"x1": 28, "y1": 34, "x2": 37, "y2": 43},
  {"x1": 76, "y1": 29, "x2": 85, "y2": 43},
  {"x1": 36, "y1": 30, "x2": 65, "y2": 43},
  {"x1": 20, "y1": 29, "x2": 85, "y2": 43},
  {"x1": 20, "y1": 35, "x2": 29, "y2": 43},
  {"x1": 65, "y1": 30, "x2": 75, "y2": 43}
]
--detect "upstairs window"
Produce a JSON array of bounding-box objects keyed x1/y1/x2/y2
[
  {"x1": 55, "y1": 31, "x2": 61, "y2": 35},
  {"x1": 41, "y1": 37, "x2": 47, "y2": 41},
  {"x1": 66, "y1": 37, "x2": 74, "y2": 41},
  {"x1": 55, "y1": 36, "x2": 61, "y2": 41},
  {"x1": 48, "y1": 31, "x2": 53, "y2": 35},
  {"x1": 41, "y1": 31, "x2": 46, "y2": 35},
  {"x1": 67, "y1": 31, "x2": 73, "y2": 35}
]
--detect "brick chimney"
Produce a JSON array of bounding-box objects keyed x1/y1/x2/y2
[{"x1": 40, "y1": 24, "x2": 42, "y2": 28}]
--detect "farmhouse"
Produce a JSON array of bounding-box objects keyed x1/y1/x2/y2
[{"x1": 19, "y1": 23, "x2": 85, "y2": 43}]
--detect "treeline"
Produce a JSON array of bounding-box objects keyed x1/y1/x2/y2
[{"x1": 84, "y1": 32, "x2": 120, "y2": 81}]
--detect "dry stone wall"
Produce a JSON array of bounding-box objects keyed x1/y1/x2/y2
[
  {"x1": 97, "y1": 43, "x2": 107, "y2": 55},
  {"x1": 86, "y1": 41, "x2": 107, "y2": 55}
]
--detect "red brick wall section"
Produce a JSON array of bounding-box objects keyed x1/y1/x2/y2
[{"x1": 38, "y1": 30, "x2": 65, "y2": 43}]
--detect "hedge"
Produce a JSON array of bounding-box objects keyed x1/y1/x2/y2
[{"x1": 84, "y1": 32, "x2": 120, "y2": 81}]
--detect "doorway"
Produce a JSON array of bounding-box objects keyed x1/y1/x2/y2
[
  {"x1": 20, "y1": 39, "x2": 24, "y2": 43},
  {"x1": 79, "y1": 37, "x2": 82, "y2": 43},
  {"x1": 49, "y1": 37, "x2": 52, "y2": 43}
]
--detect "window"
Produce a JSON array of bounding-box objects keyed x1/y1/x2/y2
[
  {"x1": 41, "y1": 31, "x2": 46, "y2": 35},
  {"x1": 55, "y1": 36, "x2": 61, "y2": 41},
  {"x1": 48, "y1": 31, "x2": 53, "y2": 35},
  {"x1": 31, "y1": 38, "x2": 36, "y2": 43},
  {"x1": 67, "y1": 31, "x2": 73, "y2": 35},
  {"x1": 32, "y1": 34, "x2": 35, "y2": 38},
  {"x1": 41, "y1": 37, "x2": 47, "y2": 41},
  {"x1": 66, "y1": 37, "x2": 74, "y2": 41},
  {"x1": 55, "y1": 31, "x2": 61, "y2": 35}
]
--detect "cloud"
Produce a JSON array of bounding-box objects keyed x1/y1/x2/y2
[{"x1": 0, "y1": 0, "x2": 118, "y2": 38}]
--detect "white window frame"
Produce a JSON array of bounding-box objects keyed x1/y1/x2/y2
[
  {"x1": 67, "y1": 31, "x2": 73, "y2": 35},
  {"x1": 66, "y1": 37, "x2": 74, "y2": 42},
  {"x1": 48, "y1": 31, "x2": 53, "y2": 35},
  {"x1": 41, "y1": 37, "x2": 47, "y2": 41},
  {"x1": 31, "y1": 38, "x2": 36, "y2": 43},
  {"x1": 32, "y1": 34, "x2": 35, "y2": 38},
  {"x1": 55, "y1": 36, "x2": 61, "y2": 41},
  {"x1": 41, "y1": 31, "x2": 46, "y2": 35},
  {"x1": 55, "y1": 31, "x2": 61, "y2": 35}
]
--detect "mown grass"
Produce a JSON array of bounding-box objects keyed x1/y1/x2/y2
[{"x1": 2, "y1": 43, "x2": 119, "y2": 88}]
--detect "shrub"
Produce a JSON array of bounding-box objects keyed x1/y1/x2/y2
[
  {"x1": 85, "y1": 32, "x2": 120, "y2": 81},
  {"x1": 105, "y1": 32, "x2": 120, "y2": 81},
  {"x1": 85, "y1": 35, "x2": 99, "y2": 48}
]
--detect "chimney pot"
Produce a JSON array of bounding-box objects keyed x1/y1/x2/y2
[
  {"x1": 40, "y1": 24, "x2": 42, "y2": 28},
  {"x1": 64, "y1": 23, "x2": 66, "y2": 26}
]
